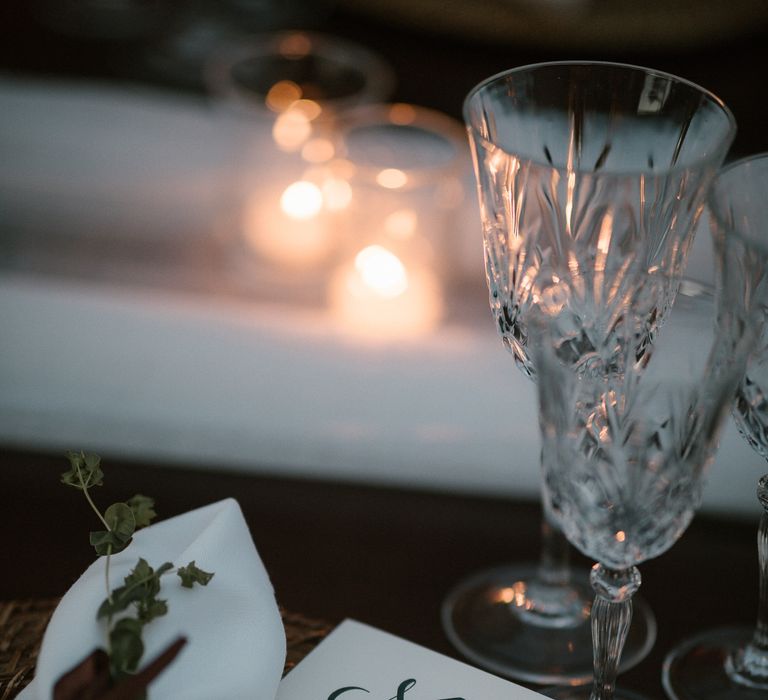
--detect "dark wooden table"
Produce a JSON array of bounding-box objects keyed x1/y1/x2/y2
[{"x1": 0, "y1": 446, "x2": 758, "y2": 699}]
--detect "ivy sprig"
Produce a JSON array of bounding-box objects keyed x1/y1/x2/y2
[{"x1": 61, "y1": 451, "x2": 214, "y2": 691}]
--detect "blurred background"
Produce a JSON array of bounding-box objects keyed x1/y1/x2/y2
[{"x1": 1, "y1": 0, "x2": 768, "y2": 516}]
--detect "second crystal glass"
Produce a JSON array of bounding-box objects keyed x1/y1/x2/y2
[
  {"x1": 663, "y1": 154, "x2": 768, "y2": 700},
  {"x1": 445, "y1": 61, "x2": 736, "y2": 684}
]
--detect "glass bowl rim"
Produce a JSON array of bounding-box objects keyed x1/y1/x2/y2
[
  {"x1": 462, "y1": 60, "x2": 737, "y2": 179},
  {"x1": 333, "y1": 102, "x2": 468, "y2": 189},
  {"x1": 204, "y1": 30, "x2": 396, "y2": 116},
  {"x1": 709, "y1": 151, "x2": 768, "y2": 254}
]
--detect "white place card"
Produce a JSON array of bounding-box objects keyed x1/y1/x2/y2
[{"x1": 276, "y1": 619, "x2": 548, "y2": 700}]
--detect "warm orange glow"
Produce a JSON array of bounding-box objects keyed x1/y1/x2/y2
[
  {"x1": 242, "y1": 186, "x2": 331, "y2": 268},
  {"x1": 376, "y1": 168, "x2": 408, "y2": 189},
  {"x1": 265, "y1": 80, "x2": 302, "y2": 112},
  {"x1": 488, "y1": 148, "x2": 508, "y2": 176},
  {"x1": 354, "y1": 245, "x2": 409, "y2": 299},
  {"x1": 597, "y1": 210, "x2": 614, "y2": 256},
  {"x1": 329, "y1": 158, "x2": 356, "y2": 180},
  {"x1": 384, "y1": 209, "x2": 418, "y2": 240},
  {"x1": 302, "y1": 138, "x2": 335, "y2": 163},
  {"x1": 389, "y1": 103, "x2": 417, "y2": 125},
  {"x1": 616, "y1": 530, "x2": 626, "y2": 542},
  {"x1": 328, "y1": 251, "x2": 443, "y2": 339},
  {"x1": 272, "y1": 108, "x2": 312, "y2": 151},
  {"x1": 292, "y1": 99, "x2": 322, "y2": 121},
  {"x1": 280, "y1": 181, "x2": 323, "y2": 220},
  {"x1": 492, "y1": 583, "x2": 530, "y2": 607},
  {"x1": 511, "y1": 581, "x2": 529, "y2": 608},
  {"x1": 279, "y1": 33, "x2": 312, "y2": 58},
  {"x1": 565, "y1": 170, "x2": 576, "y2": 237},
  {"x1": 322, "y1": 178, "x2": 352, "y2": 211}
]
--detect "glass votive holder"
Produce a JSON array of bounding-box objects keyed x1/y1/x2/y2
[
  {"x1": 203, "y1": 32, "x2": 395, "y2": 293},
  {"x1": 332, "y1": 103, "x2": 469, "y2": 281},
  {"x1": 325, "y1": 103, "x2": 469, "y2": 338},
  {"x1": 205, "y1": 30, "x2": 395, "y2": 125}
]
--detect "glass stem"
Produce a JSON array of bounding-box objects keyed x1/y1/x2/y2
[
  {"x1": 753, "y1": 476, "x2": 768, "y2": 651},
  {"x1": 729, "y1": 474, "x2": 768, "y2": 684},
  {"x1": 538, "y1": 494, "x2": 571, "y2": 587},
  {"x1": 588, "y1": 564, "x2": 641, "y2": 700}
]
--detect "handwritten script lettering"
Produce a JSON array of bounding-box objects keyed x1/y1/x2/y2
[{"x1": 327, "y1": 678, "x2": 465, "y2": 700}]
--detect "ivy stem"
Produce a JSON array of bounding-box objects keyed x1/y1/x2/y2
[
  {"x1": 106, "y1": 544, "x2": 114, "y2": 656},
  {"x1": 75, "y1": 464, "x2": 110, "y2": 531},
  {"x1": 106, "y1": 545, "x2": 114, "y2": 604},
  {"x1": 74, "y1": 462, "x2": 115, "y2": 649}
]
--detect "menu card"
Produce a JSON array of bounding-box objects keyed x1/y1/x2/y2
[{"x1": 276, "y1": 619, "x2": 548, "y2": 700}]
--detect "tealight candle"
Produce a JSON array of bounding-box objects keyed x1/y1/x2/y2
[
  {"x1": 332, "y1": 103, "x2": 468, "y2": 282},
  {"x1": 328, "y1": 244, "x2": 443, "y2": 338},
  {"x1": 242, "y1": 180, "x2": 333, "y2": 268},
  {"x1": 204, "y1": 32, "x2": 395, "y2": 276}
]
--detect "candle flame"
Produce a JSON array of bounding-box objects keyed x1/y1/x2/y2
[
  {"x1": 354, "y1": 245, "x2": 409, "y2": 298},
  {"x1": 280, "y1": 181, "x2": 323, "y2": 220},
  {"x1": 328, "y1": 253, "x2": 443, "y2": 339},
  {"x1": 376, "y1": 168, "x2": 408, "y2": 189}
]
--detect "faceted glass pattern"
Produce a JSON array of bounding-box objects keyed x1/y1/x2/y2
[{"x1": 465, "y1": 62, "x2": 735, "y2": 378}]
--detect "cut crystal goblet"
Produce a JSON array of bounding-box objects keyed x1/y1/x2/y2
[
  {"x1": 663, "y1": 154, "x2": 768, "y2": 700},
  {"x1": 533, "y1": 270, "x2": 759, "y2": 700},
  {"x1": 444, "y1": 61, "x2": 736, "y2": 684}
]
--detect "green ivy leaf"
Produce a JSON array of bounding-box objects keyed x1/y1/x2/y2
[
  {"x1": 89, "y1": 503, "x2": 135, "y2": 555},
  {"x1": 137, "y1": 597, "x2": 168, "y2": 624},
  {"x1": 177, "y1": 561, "x2": 214, "y2": 588},
  {"x1": 109, "y1": 617, "x2": 145, "y2": 676},
  {"x1": 97, "y1": 581, "x2": 145, "y2": 619},
  {"x1": 98, "y1": 560, "x2": 174, "y2": 619},
  {"x1": 89, "y1": 529, "x2": 132, "y2": 557},
  {"x1": 105, "y1": 503, "x2": 136, "y2": 541},
  {"x1": 61, "y1": 451, "x2": 104, "y2": 490},
  {"x1": 124, "y1": 560, "x2": 172, "y2": 599},
  {"x1": 124, "y1": 557, "x2": 153, "y2": 586},
  {"x1": 127, "y1": 494, "x2": 156, "y2": 529}
]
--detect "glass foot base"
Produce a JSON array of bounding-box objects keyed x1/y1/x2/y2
[
  {"x1": 441, "y1": 564, "x2": 656, "y2": 686},
  {"x1": 663, "y1": 626, "x2": 768, "y2": 700}
]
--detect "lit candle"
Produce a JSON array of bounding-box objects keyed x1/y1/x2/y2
[
  {"x1": 242, "y1": 179, "x2": 332, "y2": 268},
  {"x1": 328, "y1": 244, "x2": 443, "y2": 338}
]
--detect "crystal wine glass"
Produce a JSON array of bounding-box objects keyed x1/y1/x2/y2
[
  {"x1": 444, "y1": 61, "x2": 736, "y2": 684},
  {"x1": 663, "y1": 153, "x2": 768, "y2": 700},
  {"x1": 532, "y1": 268, "x2": 759, "y2": 700}
]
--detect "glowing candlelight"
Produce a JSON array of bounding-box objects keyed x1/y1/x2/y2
[
  {"x1": 280, "y1": 180, "x2": 323, "y2": 219},
  {"x1": 329, "y1": 244, "x2": 443, "y2": 338},
  {"x1": 265, "y1": 80, "x2": 302, "y2": 112},
  {"x1": 376, "y1": 168, "x2": 408, "y2": 189},
  {"x1": 272, "y1": 108, "x2": 312, "y2": 152},
  {"x1": 242, "y1": 179, "x2": 332, "y2": 268}
]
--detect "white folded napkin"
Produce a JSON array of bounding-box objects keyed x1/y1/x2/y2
[{"x1": 19, "y1": 498, "x2": 286, "y2": 699}]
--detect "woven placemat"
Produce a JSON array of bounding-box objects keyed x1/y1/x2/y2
[{"x1": 0, "y1": 598, "x2": 331, "y2": 699}]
